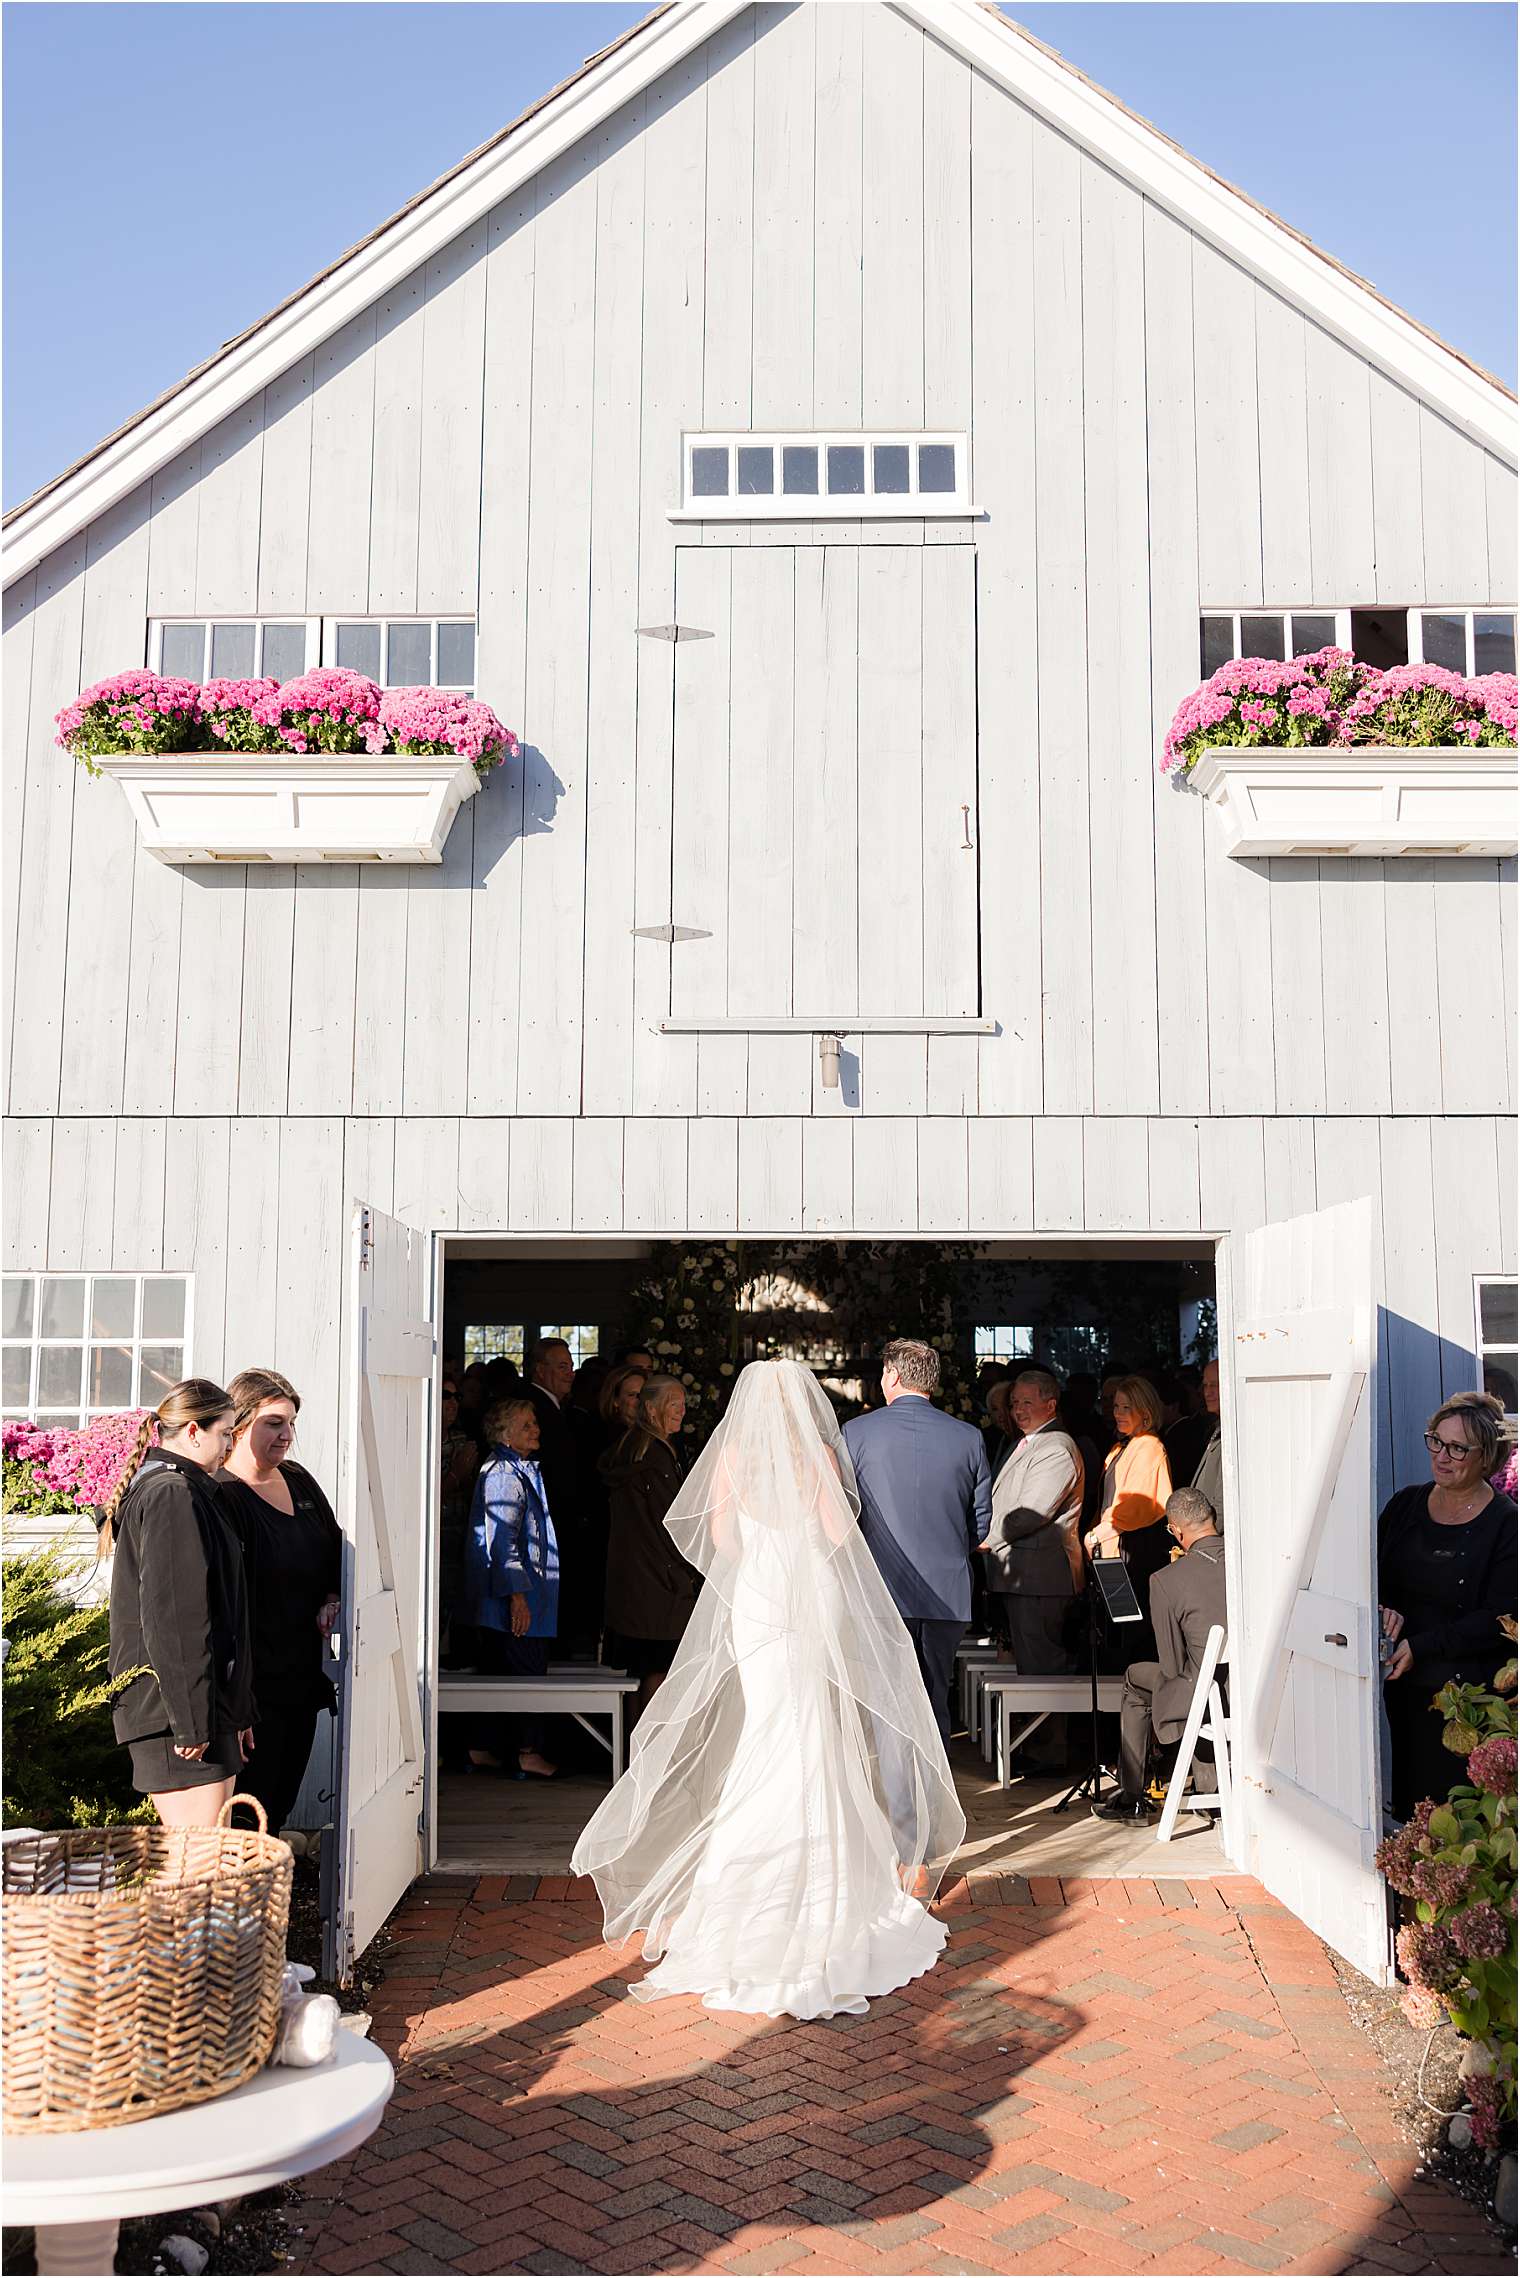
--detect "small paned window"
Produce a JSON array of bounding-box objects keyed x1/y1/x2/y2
[
  {"x1": 1, "y1": 1274, "x2": 191, "y2": 1432},
  {"x1": 322, "y1": 620, "x2": 477, "y2": 694},
  {"x1": 974, "y1": 1326, "x2": 1036, "y2": 1365},
  {"x1": 150, "y1": 620, "x2": 318, "y2": 681},
  {"x1": 462, "y1": 1324, "x2": 600, "y2": 1371},
  {"x1": 1199, "y1": 611, "x2": 1351, "y2": 673},
  {"x1": 1475, "y1": 1278, "x2": 1518, "y2": 1419},
  {"x1": 1200, "y1": 607, "x2": 1516, "y2": 679},
  {"x1": 680, "y1": 433, "x2": 970, "y2": 518},
  {"x1": 1413, "y1": 609, "x2": 1517, "y2": 677}
]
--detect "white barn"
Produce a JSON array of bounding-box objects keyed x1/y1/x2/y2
[{"x1": 3, "y1": 0, "x2": 1516, "y2": 1985}]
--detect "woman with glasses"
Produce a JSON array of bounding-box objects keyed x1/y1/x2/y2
[{"x1": 1377, "y1": 1391, "x2": 1516, "y2": 1821}]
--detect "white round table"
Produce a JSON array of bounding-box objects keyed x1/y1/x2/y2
[{"x1": 4, "y1": 2033, "x2": 394, "y2": 2275}]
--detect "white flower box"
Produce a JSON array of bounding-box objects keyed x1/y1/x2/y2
[
  {"x1": 94, "y1": 750, "x2": 480, "y2": 864},
  {"x1": 1189, "y1": 746, "x2": 1518, "y2": 859}
]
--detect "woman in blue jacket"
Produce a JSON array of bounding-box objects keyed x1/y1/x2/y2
[{"x1": 464, "y1": 1395, "x2": 560, "y2": 1777}]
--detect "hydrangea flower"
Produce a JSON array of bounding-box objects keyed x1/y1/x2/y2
[
  {"x1": 1408, "y1": 1856, "x2": 1475, "y2": 1909},
  {"x1": 1449, "y1": 1902, "x2": 1510, "y2": 1962},
  {"x1": 1465, "y1": 1732, "x2": 1516, "y2": 1797},
  {"x1": 1395, "y1": 1920, "x2": 1463, "y2": 1993}
]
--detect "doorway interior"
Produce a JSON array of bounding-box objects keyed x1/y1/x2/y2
[{"x1": 428, "y1": 1234, "x2": 1222, "y2": 1878}]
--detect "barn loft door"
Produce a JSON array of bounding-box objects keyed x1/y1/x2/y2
[
  {"x1": 1226, "y1": 1195, "x2": 1392, "y2": 1984},
  {"x1": 328, "y1": 1203, "x2": 432, "y2": 1983},
  {"x1": 669, "y1": 545, "x2": 980, "y2": 1020}
]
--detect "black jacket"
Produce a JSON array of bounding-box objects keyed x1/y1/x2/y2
[
  {"x1": 218, "y1": 1461, "x2": 341, "y2": 1714},
  {"x1": 601, "y1": 1434, "x2": 702, "y2": 1641},
  {"x1": 1378, "y1": 1486, "x2": 1516, "y2": 1692},
  {"x1": 109, "y1": 1448, "x2": 256, "y2": 1746}
]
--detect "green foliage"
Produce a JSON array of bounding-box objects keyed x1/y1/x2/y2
[
  {"x1": 1, "y1": 1548, "x2": 151, "y2": 1829},
  {"x1": 1377, "y1": 1617, "x2": 1517, "y2": 2148}
]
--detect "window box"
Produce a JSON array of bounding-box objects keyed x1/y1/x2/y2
[
  {"x1": 1189, "y1": 746, "x2": 1518, "y2": 859},
  {"x1": 94, "y1": 749, "x2": 480, "y2": 864}
]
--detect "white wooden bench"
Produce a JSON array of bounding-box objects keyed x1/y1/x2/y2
[
  {"x1": 437, "y1": 1666, "x2": 640, "y2": 1780},
  {"x1": 980, "y1": 1673, "x2": 1127, "y2": 1789}
]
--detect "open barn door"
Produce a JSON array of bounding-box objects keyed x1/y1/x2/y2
[
  {"x1": 328, "y1": 1204, "x2": 432, "y2": 1983},
  {"x1": 1226, "y1": 1196, "x2": 1393, "y2": 1984}
]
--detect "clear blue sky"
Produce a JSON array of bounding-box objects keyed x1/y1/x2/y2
[{"x1": 4, "y1": 3, "x2": 1514, "y2": 510}]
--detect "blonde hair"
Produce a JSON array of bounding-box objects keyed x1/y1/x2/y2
[
  {"x1": 101, "y1": 1378, "x2": 234, "y2": 1539},
  {"x1": 227, "y1": 1367, "x2": 300, "y2": 1438},
  {"x1": 1428, "y1": 1390, "x2": 1510, "y2": 1479},
  {"x1": 1111, "y1": 1375, "x2": 1165, "y2": 1438},
  {"x1": 599, "y1": 1362, "x2": 647, "y2": 1425}
]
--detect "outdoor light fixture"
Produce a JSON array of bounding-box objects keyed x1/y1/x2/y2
[{"x1": 819, "y1": 1033, "x2": 842, "y2": 1089}]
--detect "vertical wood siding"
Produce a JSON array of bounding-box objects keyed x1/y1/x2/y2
[{"x1": 3, "y1": 5, "x2": 1514, "y2": 1134}]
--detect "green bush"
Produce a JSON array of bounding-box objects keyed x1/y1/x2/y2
[{"x1": 1, "y1": 1548, "x2": 151, "y2": 1829}]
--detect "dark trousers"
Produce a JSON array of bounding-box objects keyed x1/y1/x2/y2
[
  {"x1": 476, "y1": 1627, "x2": 552, "y2": 1756},
  {"x1": 902, "y1": 1616, "x2": 965, "y2": 1748},
  {"x1": 999, "y1": 1593, "x2": 1077, "y2": 1767},
  {"x1": 1119, "y1": 1660, "x2": 1216, "y2": 1798},
  {"x1": 236, "y1": 1699, "x2": 326, "y2": 1834}
]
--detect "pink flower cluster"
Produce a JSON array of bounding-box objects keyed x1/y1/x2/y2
[
  {"x1": 1493, "y1": 1448, "x2": 1518, "y2": 1499},
  {"x1": 250, "y1": 668, "x2": 385, "y2": 756},
  {"x1": 54, "y1": 671, "x2": 202, "y2": 763},
  {"x1": 2, "y1": 1411, "x2": 154, "y2": 1511},
  {"x1": 1162, "y1": 647, "x2": 1519, "y2": 773},
  {"x1": 378, "y1": 687, "x2": 518, "y2": 778},
  {"x1": 1466, "y1": 1733, "x2": 1517, "y2": 1797}
]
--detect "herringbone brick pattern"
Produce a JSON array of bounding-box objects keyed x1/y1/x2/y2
[{"x1": 292, "y1": 1874, "x2": 1506, "y2": 2277}]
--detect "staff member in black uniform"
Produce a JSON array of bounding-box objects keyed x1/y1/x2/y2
[
  {"x1": 105, "y1": 1379, "x2": 251, "y2": 1829},
  {"x1": 217, "y1": 1368, "x2": 343, "y2": 1837},
  {"x1": 1379, "y1": 1390, "x2": 1516, "y2": 1822}
]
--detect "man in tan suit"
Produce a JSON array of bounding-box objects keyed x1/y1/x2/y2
[{"x1": 978, "y1": 1370, "x2": 1085, "y2": 1766}]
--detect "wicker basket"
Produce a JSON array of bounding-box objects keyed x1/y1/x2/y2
[{"x1": 2, "y1": 1795, "x2": 293, "y2": 2133}]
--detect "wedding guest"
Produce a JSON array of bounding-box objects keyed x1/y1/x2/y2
[
  {"x1": 978, "y1": 1370, "x2": 1083, "y2": 1768},
  {"x1": 218, "y1": 1369, "x2": 342, "y2": 1836},
  {"x1": 602, "y1": 1375, "x2": 701, "y2": 1718},
  {"x1": 527, "y1": 1336, "x2": 596, "y2": 1657},
  {"x1": 438, "y1": 1372, "x2": 482, "y2": 1669},
  {"x1": 465, "y1": 1396, "x2": 561, "y2": 1777},
  {"x1": 1164, "y1": 1364, "x2": 1215, "y2": 1490},
  {"x1": 982, "y1": 1377, "x2": 1015, "y2": 1478},
  {"x1": 1378, "y1": 1391, "x2": 1517, "y2": 1821},
  {"x1": 615, "y1": 1344, "x2": 656, "y2": 1375},
  {"x1": 1064, "y1": 1372, "x2": 1114, "y2": 1461},
  {"x1": 1094, "y1": 1486, "x2": 1227, "y2": 1822},
  {"x1": 105, "y1": 1380, "x2": 251, "y2": 1830},
  {"x1": 598, "y1": 1362, "x2": 649, "y2": 1450},
  {"x1": 1085, "y1": 1376, "x2": 1174, "y2": 1657},
  {"x1": 1189, "y1": 1359, "x2": 1224, "y2": 1525}
]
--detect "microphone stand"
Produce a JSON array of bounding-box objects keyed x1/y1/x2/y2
[{"x1": 1053, "y1": 1554, "x2": 1112, "y2": 1814}]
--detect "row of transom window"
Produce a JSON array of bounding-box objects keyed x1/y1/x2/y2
[
  {"x1": 1201, "y1": 607, "x2": 1516, "y2": 679},
  {"x1": 150, "y1": 616, "x2": 476, "y2": 691}
]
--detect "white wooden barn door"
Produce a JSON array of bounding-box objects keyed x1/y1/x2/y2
[
  {"x1": 329, "y1": 1203, "x2": 432, "y2": 1982},
  {"x1": 1226, "y1": 1195, "x2": 1392, "y2": 1984},
  {"x1": 668, "y1": 545, "x2": 980, "y2": 1019}
]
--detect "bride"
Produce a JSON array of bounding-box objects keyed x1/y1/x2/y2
[{"x1": 571, "y1": 1359, "x2": 965, "y2": 2019}]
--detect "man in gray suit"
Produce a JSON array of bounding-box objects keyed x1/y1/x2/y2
[
  {"x1": 1094, "y1": 1486, "x2": 1227, "y2": 1821},
  {"x1": 843, "y1": 1338, "x2": 992, "y2": 1747}
]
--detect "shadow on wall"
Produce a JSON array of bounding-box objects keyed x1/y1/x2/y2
[
  {"x1": 1380, "y1": 1306, "x2": 1483, "y2": 1502},
  {"x1": 469, "y1": 740, "x2": 565, "y2": 886}
]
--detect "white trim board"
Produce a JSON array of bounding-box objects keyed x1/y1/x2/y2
[{"x1": 3, "y1": 0, "x2": 1513, "y2": 588}]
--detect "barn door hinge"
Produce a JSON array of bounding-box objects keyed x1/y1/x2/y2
[
  {"x1": 636, "y1": 622, "x2": 714, "y2": 642},
  {"x1": 632, "y1": 924, "x2": 712, "y2": 944},
  {"x1": 358, "y1": 1206, "x2": 374, "y2": 1271}
]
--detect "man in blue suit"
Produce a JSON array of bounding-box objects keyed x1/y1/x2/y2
[{"x1": 843, "y1": 1338, "x2": 993, "y2": 1747}]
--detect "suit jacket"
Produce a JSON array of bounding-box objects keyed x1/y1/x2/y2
[
  {"x1": 1191, "y1": 1424, "x2": 1224, "y2": 1528},
  {"x1": 843, "y1": 1396, "x2": 992, "y2": 1624},
  {"x1": 1146, "y1": 1534, "x2": 1228, "y2": 1738},
  {"x1": 981, "y1": 1422, "x2": 1084, "y2": 1597}
]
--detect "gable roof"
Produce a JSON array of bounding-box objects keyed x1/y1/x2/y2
[{"x1": 5, "y1": 0, "x2": 1513, "y2": 584}]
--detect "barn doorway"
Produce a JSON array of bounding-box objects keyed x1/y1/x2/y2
[{"x1": 428, "y1": 1235, "x2": 1222, "y2": 1880}]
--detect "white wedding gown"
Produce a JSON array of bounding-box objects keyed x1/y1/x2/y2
[{"x1": 572, "y1": 1361, "x2": 965, "y2": 2022}]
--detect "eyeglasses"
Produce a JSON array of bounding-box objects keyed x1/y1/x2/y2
[{"x1": 1424, "y1": 1432, "x2": 1475, "y2": 1459}]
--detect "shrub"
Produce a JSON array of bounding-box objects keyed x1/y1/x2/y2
[
  {"x1": 1375, "y1": 1615, "x2": 1517, "y2": 2152},
  {"x1": 1162, "y1": 649, "x2": 1518, "y2": 774},
  {"x1": 1, "y1": 1548, "x2": 150, "y2": 1829}
]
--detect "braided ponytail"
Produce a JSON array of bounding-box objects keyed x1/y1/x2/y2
[{"x1": 98, "y1": 1378, "x2": 233, "y2": 1547}]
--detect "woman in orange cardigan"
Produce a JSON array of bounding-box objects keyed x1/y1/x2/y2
[{"x1": 1085, "y1": 1376, "x2": 1173, "y2": 1655}]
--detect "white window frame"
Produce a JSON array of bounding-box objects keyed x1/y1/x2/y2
[
  {"x1": 1200, "y1": 605, "x2": 1517, "y2": 675},
  {"x1": 974, "y1": 1326, "x2": 1035, "y2": 1364},
  {"x1": 1, "y1": 1272, "x2": 195, "y2": 1426},
  {"x1": 320, "y1": 616, "x2": 476, "y2": 693},
  {"x1": 1474, "y1": 1275, "x2": 1518, "y2": 1421},
  {"x1": 673, "y1": 431, "x2": 975, "y2": 521},
  {"x1": 148, "y1": 618, "x2": 319, "y2": 678},
  {"x1": 1408, "y1": 607, "x2": 1518, "y2": 676}
]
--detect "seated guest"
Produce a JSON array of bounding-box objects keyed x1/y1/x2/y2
[
  {"x1": 1094, "y1": 1486, "x2": 1226, "y2": 1822},
  {"x1": 1379, "y1": 1391, "x2": 1516, "y2": 1822},
  {"x1": 602, "y1": 1375, "x2": 701, "y2": 1720},
  {"x1": 1189, "y1": 1359, "x2": 1224, "y2": 1526},
  {"x1": 218, "y1": 1368, "x2": 343, "y2": 1836},
  {"x1": 464, "y1": 1396, "x2": 560, "y2": 1778},
  {"x1": 978, "y1": 1370, "x2": 1084, "y2": 1768},
  {"x1": 1085, "y1": 1376, "x2": 1174, "y2": 1657}
]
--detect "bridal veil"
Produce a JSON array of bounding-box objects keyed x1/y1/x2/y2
[{"x1": 572, "y1": 1360, "x2": 966, "y2": 2011}]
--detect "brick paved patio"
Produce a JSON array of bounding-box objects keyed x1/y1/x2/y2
[{"x1": 292, "y1": 1873, "x2": 1507, "y2": 2278}]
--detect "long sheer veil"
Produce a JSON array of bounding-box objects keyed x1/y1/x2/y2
[{"x1": 572, "y1": 1360, "x2": 966, "y2": 1957}]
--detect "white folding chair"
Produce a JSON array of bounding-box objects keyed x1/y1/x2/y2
[{"x1": 1156, "y1": 1624, "x2": 1232, "y2": 1849}]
